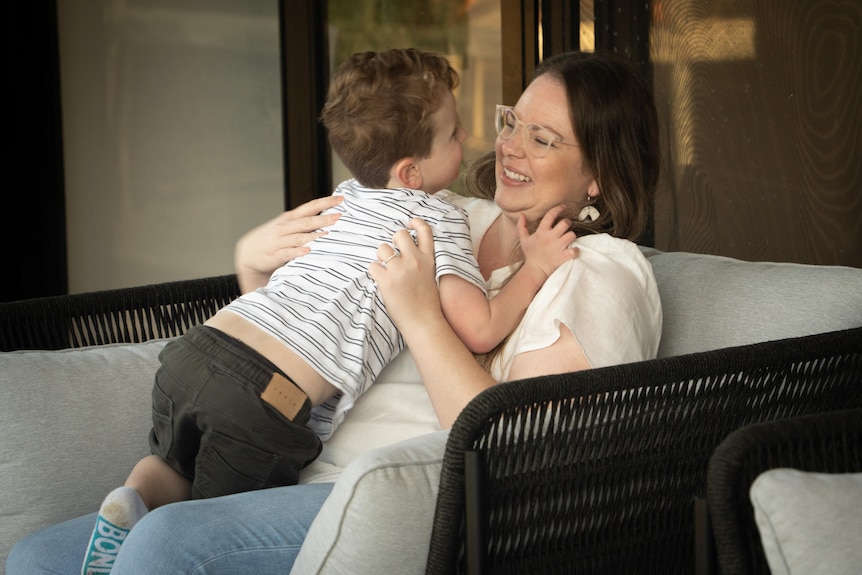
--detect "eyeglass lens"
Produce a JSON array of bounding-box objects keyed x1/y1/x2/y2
[{"x1": 495, "y1": 106, "x2": 555, "y2": 158}]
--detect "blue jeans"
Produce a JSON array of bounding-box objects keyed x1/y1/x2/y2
[{"x1": 6, "y1": 483, "x2": 333, "y2": 574}]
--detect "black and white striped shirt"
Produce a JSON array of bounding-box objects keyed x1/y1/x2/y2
[{"x1": 224, "y1": 179, "x2": 485, "y2": 439}]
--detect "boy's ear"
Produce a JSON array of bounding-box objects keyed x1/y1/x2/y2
[{"x1": 392, "y1": 158, "x2": 424, "y2": 190}]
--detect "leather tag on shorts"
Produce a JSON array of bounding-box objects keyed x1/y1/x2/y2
[{"x1": 261, "y1": 373, "x2": 306, "y2": 422}]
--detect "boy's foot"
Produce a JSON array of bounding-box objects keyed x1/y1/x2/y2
[{"x1": 81, "y1": 486, "x2": 147, "y2": 574}]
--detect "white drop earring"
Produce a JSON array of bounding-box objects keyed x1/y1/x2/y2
[{"x1": 578, "y1": 195, "x2": 600, "y2": 222}]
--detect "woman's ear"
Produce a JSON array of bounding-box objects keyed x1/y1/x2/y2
[
  {"x1": 587, "y1": 179, "x2": 600, "y2": 199},
  {"x1": 392, "y1": 158, "x2": 424, "y2": 190}
]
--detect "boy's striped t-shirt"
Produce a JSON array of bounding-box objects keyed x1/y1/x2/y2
[{"x1": 223, "y1": 179, "x2": 485, "y2": 440}]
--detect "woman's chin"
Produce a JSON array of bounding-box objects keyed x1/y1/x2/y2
[{"x1": 495, "y1": 181, "x2": 532, "y2": 208}]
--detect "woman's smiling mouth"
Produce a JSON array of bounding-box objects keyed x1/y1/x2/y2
[{"x1": 503, "y1": 167, "x2": 532, "y2": 183}]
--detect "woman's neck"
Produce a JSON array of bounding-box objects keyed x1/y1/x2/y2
[{"x1": 477, "y1": 214, "x2": 522, "y2": 279}]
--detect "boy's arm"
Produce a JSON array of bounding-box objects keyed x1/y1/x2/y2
[
  {"x1": 440, "y1": 208, "x2": 577, "y2": 354},
  {"x1": 439, "y1": 270, "x2": 543, "y2": 354}
]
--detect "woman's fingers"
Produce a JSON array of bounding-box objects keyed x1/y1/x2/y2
[
  {"x1": 285, "y1": 194, "x2": 343, "y2": 219},
  {"x1": 276, "y1": 203, "x2": 342, "y2": 241},
  {"x1": 375, "y1": 244, "x2": 399, "y2": 264},
  {"x1": 370, "y1": 218, "x2": 435, "y2": 273},
  {"x1": 264, "y1": 196, "x2": 343, "y2": 260},
  {"x1": 370, "y1": 219, "x2": 441, "y2": 327},
  {"x1": 408, "y1": 218, "x2": 435, "y2": 256}
]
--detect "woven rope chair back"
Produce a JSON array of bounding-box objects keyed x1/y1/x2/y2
[
  {"x1": 0, "y1": 275, "x2": 239, "y2": 351},
  {"x1": 426, "y1": 327, "x2": 862, "y2": 575}
]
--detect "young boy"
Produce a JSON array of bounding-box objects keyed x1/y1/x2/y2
[{"x1": 81, "y1": 48, "x2": 576, "y2": 573}]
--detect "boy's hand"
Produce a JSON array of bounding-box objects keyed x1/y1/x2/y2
[{"x1": 518, "y1": 205, "x2": 578, "y2": 280}]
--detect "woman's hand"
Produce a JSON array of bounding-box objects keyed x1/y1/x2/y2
[
  {"x1": 369, "y1": 218, "x2": 444, "y2": 328},
  {"x1": 235, "y1": 195, "x2": 343, "y2": 293},
  {"x1": 369, "y1": 218, "x2": 498, "y2": 428}
]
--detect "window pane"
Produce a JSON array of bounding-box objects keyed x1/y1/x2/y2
[
  {"x1": 650, "y1": 0, "x2": 861, "y2": 266},
  {"x1": 58, "y1": 0, "x2": 284, "y2": 292}
]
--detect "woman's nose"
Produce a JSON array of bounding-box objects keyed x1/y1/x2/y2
[{"x1": 499, "y1": 129, "x2": 526, "y2": 157}]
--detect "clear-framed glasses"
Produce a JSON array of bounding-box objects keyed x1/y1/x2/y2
[{"x1": 494, "y1": 104, "x2": 577, "y2": 158}]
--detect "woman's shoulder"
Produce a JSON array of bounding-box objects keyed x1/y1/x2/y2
[
  {"x1": 544, "y1": 234, "x2": 662, "y2": 365},
  {"x1": 576, "y1": 232, "x2": 646, "y2": 258},
  {"x1": 434, "y1": 190, "x2": 501, "y2": 245},
  {"x1": 574, "y1": 234, "x2": 655, "y2": 288}
]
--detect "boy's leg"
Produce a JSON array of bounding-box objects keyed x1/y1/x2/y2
[
  {"x1": 80, "y1": 455, "x2": 190, "y2": 574},
  {"x1": 125, "y1": 454, "x2": 192, "y2": 510}
]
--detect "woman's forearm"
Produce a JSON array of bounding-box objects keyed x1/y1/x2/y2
[
  {"x1": 399, "y1": 309, "x2": 497, "y2": 428},
  {"x1": 235, "y1": 264, "x2": 273, "y2": 295},
  {"x1": 371, "y1": 218, "x2": 499, "y2": 428}
]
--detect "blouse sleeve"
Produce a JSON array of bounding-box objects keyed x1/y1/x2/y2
[{"x1": 492, "y1": 234, "x2": 662, "y2": 380}]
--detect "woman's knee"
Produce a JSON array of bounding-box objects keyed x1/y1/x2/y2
[
  {"x1": 120, "y1": 502, "x2": 192, "y2": 549},
  {"x1": 111, "y1": 505, "x2": 196, "y2": 572},
  {"x1": 112, "y1": 484, "x2": 335, "y2": 574},
  {"x1": 5, "y1": 513, "x2": 95, "y2": 575}
]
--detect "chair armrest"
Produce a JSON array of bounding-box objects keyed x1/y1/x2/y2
[
  {"x1": 706, "y1": 408, "x2": 862, "y2": 575},
  {"x1": 292, "y1": 431, "x2": 450, "y2": 575}
]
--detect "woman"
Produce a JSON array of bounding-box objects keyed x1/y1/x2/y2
[
  {"x1": 371, "y1": 49, "x2": 661, "y2": 427},
  {"x1": 6, "y1": 50, "x2": 661, "y2": 574}
]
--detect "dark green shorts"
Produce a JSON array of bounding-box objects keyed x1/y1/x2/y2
[{"x1": 150, "y1": 325, "x2": 321, "y2": 499}]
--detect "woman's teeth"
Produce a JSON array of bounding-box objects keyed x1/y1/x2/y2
[{"x1": 504, "y1": 168, "x2": 531, "y2": 182}]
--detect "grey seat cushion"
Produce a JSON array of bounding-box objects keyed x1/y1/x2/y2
[
  {"x1": 643, "y1": 249, "x2": 862, "y2": 358},
  {"x1": 0, "y1": 340, "x2": 163, "y2": 565}
]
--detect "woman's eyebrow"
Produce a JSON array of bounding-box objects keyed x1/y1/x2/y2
[{"x1": 515, "y1": 108, "x2": 570, "y2": 141}]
